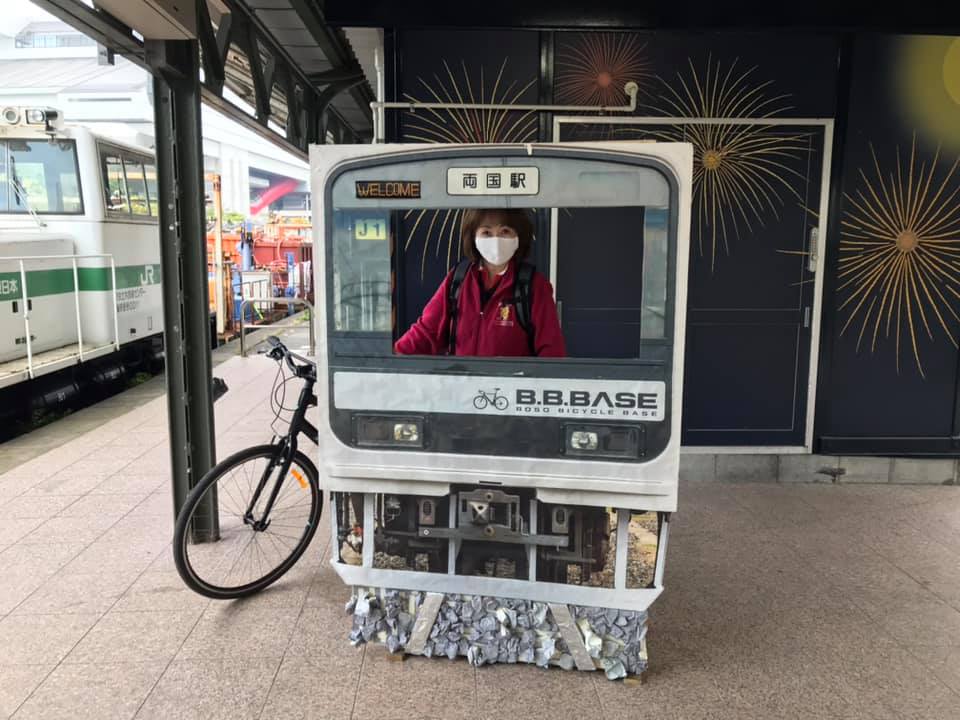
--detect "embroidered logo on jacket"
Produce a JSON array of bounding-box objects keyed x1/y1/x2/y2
[{"x1": 495, "y1": 303, "x2": 515, "y2": 327}]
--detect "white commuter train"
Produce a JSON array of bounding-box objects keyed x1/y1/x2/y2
[{"x1": 0, "y1": 107, "x2": 164, "y2": 423}]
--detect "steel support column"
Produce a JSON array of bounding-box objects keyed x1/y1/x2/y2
[{"x1": 147, "y1": 38, "x2": 219, "y2": 540}]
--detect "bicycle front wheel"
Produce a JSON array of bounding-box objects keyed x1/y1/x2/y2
[{"x1": 173, "y1": 444, "x2": 322, "y2": 599}]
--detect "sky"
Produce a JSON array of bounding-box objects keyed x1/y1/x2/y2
[{"x1": 0, "y1": 0, "x2": 77, "y2": 37}]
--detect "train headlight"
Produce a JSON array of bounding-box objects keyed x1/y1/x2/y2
[
  {"x1": 1, "y1": 107, "x2": 20, "y2": 124},
  {"x1": 564, "y1": 424, "x2": 643, "y2": 458},
  {"x1": 25, "y1": 109, "x2": 46, "y2": 124},
  {"x1": 569, "y1": 430, "x2": 599, "y2": 451},
  {"x1": 353, "y1": 414, "x2": 425, "y2": 449},
  {"x1": 393, "y1": 423, "x2": 420, "y2": 443}
]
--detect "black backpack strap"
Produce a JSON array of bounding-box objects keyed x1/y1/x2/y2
[
  {"x1": 513, "y1": 261, "x2": 536, "y2": 355},
  {"x1": 447, "y1": 259, "x2": 472, "y2": 355}
]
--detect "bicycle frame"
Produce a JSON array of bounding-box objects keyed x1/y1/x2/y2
[{"x1": 243, "y1": 370, "x2": 318, "y2": 530}]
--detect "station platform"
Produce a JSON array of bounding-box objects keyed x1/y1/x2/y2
[{"x1": 0, "y1": 329, "x2": 959, "y2": 719}]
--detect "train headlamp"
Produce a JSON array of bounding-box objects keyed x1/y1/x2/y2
[
  {"x1": 569, "y1": 431, "x2": 599, "y2": 451},
  {"x1": 564, "y1": 424, "x2": 644, "y2": 458},
  {"x1": 0, "y1": 107, "x2": 61, "y2": 135},
  {"x1": 353, "y1": 414, "x2": 425, "y2": 449},
  {"x1": 393, "y1": 423, "x2": 420, "y2": 443}
]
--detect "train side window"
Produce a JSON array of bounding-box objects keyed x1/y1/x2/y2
[
  {"x1": 123, "y1": 158, "x2": 150, "y2": 216},
  {"x1": 144, "y1": 163, "x2": 158, "y2": 216},
  {"x1": 103, "y1": 153, "x2": 128, "y2": 214}
]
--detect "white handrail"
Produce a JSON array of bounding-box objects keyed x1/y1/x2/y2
[
  {"x1": 1, "y1": 253, "x2": 119, "y2": 372},
  {"x1": 71, "y1": 257, "x2": 84, "y2": 362},
  {"x1": 109, "y1": 257, "x2": 119, "y2": 350},
  {"x1": 18, "y1": 260, "x2": 33, "y2": 378},
  {"x1": 370, "y1": 48, "x2": 640, "y2": 143},
  {"x1": 239, "y1": 297, "x2": 315, "y2": 357}
]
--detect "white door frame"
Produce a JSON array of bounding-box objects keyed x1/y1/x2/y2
[{"x1": 551, "y1": 115, "x2": 835, "y2": 454}]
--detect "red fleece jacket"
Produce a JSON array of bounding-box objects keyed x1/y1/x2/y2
[{"x1": 394, "y1": 261, "x2": 566, "y2": 357}]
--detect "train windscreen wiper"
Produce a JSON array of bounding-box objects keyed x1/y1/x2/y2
[{"x1": 9, "y1": 156, "x2": 45, "y2": 228}]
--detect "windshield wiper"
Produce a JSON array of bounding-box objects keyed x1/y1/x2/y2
[{"x1": 10, "y1": 157, "x2": 46, "y2": 228}]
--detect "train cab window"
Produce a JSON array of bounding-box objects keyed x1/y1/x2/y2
[
  {"x1": 329, "y1": 214, "x2": 671, "y2": 360},
  {"x1": 554, "y1": 205, "x2": 669, "y2": 356},
  {"x1": 123, "y1": 158, "x2": 150, "y2": 216},
  {"x1": 331, "y1": 213, "x2": 391, "y2": 332},
  {"x1": 0, "y1": 139, "x2": 82, "y2": 214},
  {"x1": 327, "y1": 156, "x2": 675, "y2": 363},
  {"x1": 323, "y1": 150, "x2": 680, "y2": 463},
  {"x1": 103, "y1": 153, "x2": 128, "y2": 214},
  {"x1": 326, "y1": 156, "x2": 677, "y2": 369}
]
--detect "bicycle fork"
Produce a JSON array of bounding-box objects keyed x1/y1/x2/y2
[
  {"x1": 243, "y1": 380, "x2": 313, "y2": 532},
  {"x1": 243, "y1": 379, "x2": 313, "y2": 531},
  {"x1": 243, "y1": 442, "x2": 296, "y2": 532}
]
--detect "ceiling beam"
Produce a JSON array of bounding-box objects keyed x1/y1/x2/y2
[{"x1": 32, "y1": 0, "x2": 368, "y2": 153}]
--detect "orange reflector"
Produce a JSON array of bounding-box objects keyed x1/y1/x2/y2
[{"x1": 291, "y1": 469, "x2": 308, "y2": 489}]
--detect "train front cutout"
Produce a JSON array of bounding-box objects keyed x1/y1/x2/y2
[{"x1": 311, "y1": 141, "x2": 692, "y2": 676}]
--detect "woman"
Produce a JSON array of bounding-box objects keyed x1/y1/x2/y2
[{"x1": 395, "y1": 208, "x2": 566, "y2": 357}]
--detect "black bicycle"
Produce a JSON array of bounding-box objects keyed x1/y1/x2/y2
[{"x1": 173, "y1": 336, "x2": 322, "y2": 599}]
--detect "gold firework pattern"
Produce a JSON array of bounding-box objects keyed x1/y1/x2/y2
[
  {"x1": 555, "y1": 32, "x2": 650, "y2": 106},
  {"x1": 401, "y1": 59, "x2": 538, "y2": 278},
  {"x1": 838, "y1": 138, "x2": 960, "y2": 376},
  {"x1": 622, "y1": 56, "x2": 810, "y2": 270}
]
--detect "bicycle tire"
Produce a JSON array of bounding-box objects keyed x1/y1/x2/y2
[{"x1": 173, "y1": 444, "x2": 322, "y2": 599}]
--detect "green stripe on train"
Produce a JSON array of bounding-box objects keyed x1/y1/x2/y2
[{"x1": 0, "y1": 264, "x2": 162, "y2": 301}]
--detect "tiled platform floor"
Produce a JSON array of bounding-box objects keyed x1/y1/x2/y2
[{"x1": 1, "y1": 347, "x2": 959, "y2": 719}]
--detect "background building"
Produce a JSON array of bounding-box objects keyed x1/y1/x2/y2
[{"x1": 0, "y1": 8, "x2": 309, "y2": 215}]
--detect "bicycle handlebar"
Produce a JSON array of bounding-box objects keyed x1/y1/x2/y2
[{"x1": 265, "y1": 335, "x2": 315, "y2": 380}]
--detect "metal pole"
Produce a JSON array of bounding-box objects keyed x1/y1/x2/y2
[
  {"x1": 374, "y1": 46, "x2": 385, "y2": 143},
  {"x1": 308, "y1": 304, "x2": 315, "y2": 357},
  {"x1": 368, "y1": 81, "x2": 640, "y2": 134},
  {"x1": 239, "y1": 299, "x2": 247, "y2": 357},
  {"x1": 147, "y1": 37, "x2": 219, "y2": 541},
  {"x1": 211, "y1": 173, "x2": 225, "y2": 337}
]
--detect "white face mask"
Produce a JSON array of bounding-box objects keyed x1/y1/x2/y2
[{"x1": 475, "y1": 235, "x2": 519, "y2": 267}]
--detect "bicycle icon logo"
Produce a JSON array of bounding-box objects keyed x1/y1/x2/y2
[{"x1": 472, "y1": 388, "x2": 509, "y2": 411}]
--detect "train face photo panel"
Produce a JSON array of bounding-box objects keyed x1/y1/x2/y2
[{"x1": 311, "y1": 141, "x2": 692, "y2": 676}]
